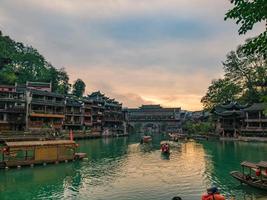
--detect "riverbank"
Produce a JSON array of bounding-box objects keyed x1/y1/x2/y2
[
  {"x1": 0, "y1": 131, "x2": 128, "y2": 143},
  {"x1": 220, "y1": 136, "x2": 267, "y2": 142}
]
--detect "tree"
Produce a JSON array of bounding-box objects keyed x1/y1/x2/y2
[
  {"x1": 223, "y1": 46, "x2": 267, "y2": 104},
  {"x1": 202, "y1": 43, "x2": 267, "y2": 110},
  {"x1": 225, "y1": 0, "x2": 267, "y2": 56},
  {"x1": 201, "y1": 78, "x2": 241, "y2": 110},
  {"x1": 72, "y1": 79, "x2": 86, "y2": 97},
  {"x1": 0, "y1": 31, "x2": 72, "y2": 93}
]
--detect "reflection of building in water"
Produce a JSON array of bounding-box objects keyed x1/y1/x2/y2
[{"x1": 125, "y1": 105, "x2": 181, "y2": 133}]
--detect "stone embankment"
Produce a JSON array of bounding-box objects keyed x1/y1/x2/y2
[{"x1": 220, "y1": 136, "x2": 267, "y2": 142}]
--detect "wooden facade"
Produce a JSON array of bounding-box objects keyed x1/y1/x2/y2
[
  {"x1": 87, "y1": 91, "x2": 124, "y2": 136},
  {"x1": 28, "y1": 90, "x2": 65, "y2": 131},
  {"x1": 0, "y1": 140, "x2": 85, "y2": 168},
  {"x1": 126, "y1": 105, "x2": 181, "y2": 133},
  {"x1": 241, "y1": 103, "x2": 267, "y2": 135},
  {"x1": 0, "y1": 84, "x2": 123, "y2": 136},
  {"x1": 0, "y1": 85, "x2": 26, "y2": 131},
  {"x1": 213, "y1": 102, "x2": 267, "y2": 137}
]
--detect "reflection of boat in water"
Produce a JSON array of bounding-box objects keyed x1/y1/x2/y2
[
  {"x1": 230, "y1": 161, "x2": 267, "y2": 191},
  {"x1": 0, "y1": 140, "x2": 86, "y2": 169},
  {"x1": 140, "y1": 136, "x2": 152, "y2": 144}
]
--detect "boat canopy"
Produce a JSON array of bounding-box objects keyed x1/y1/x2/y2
[
  {"x1": 4, "y1": 140, "x2": 76, "y2": 148},
  {"x1": 241, "y1": 161, "x2": 258, "y2": 169},
  {"x1": 257, "y1": 161, "x2": 267, "y2": 168}
]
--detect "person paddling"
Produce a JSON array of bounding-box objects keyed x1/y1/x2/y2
[{"x1": 201, "y1": 187, "x2": 225, "y2": 200}]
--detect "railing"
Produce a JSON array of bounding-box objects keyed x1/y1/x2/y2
[
  {"x1": 128, "y1": 117, "x2": 180, "y2": 121},
  {"x1": 0, "y1": 107, "x2": 25, "y2": 113},
  {"x1": 104, "y1": 118, "x2": 123, "y2": 122},
  {"x1": 241, "y1": 127, "x2": 267, "y2": 132},
  {"x1": 31, "y1": 110, "x2": 64, "y2": 115},
  {"x1": 31, "y1": 99, "x2": 64, "y2": 105},
  {"x1": 0, "y1": 97, "x2": 25, "y2": 102},
  {"x1": 245, "y1": 118, "x2": 267, "y2": 122},
  {"x1": 64, "y1": 121, "x2": 82, "y2": 125}
]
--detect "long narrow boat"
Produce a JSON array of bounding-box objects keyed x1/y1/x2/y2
[
  {"x1": 0, "y1": 140, "x2": 86, "y2": 169},
  {"x1": 140, "y1": 136, "x2": 152, "y2": 144},
  {"x1": 230, "y1": 161, "x2": 267, "y2": 191}
]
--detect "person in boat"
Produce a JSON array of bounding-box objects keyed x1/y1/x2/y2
[
  {"x1": 201, "y1": 187, "x2": 225, "y2": 200},
  {"x1": 161, "y1": 143, "x2": 170, "y2": 153}
]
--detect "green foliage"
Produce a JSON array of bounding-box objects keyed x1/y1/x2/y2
[
  {"x1": 182, "y1": 120, "x2": 214, "y2": 135},
  {"x1": 263, "y1": 95, "x2": 267, "y2": 115},
  {"x1": 0, "y1": 31, "x2": 71, "y2": 94},
  {"x1": 225, "y1": 0, "x2": 267, "y2": 56},
  {"x1": 201, "y1": 78, "x2": 241, "y2": 110},
  {"x1": 72, "y1": 79, "x2": 86, "y2": 97},
  {"x1": 202, "y1": 44, "x2": 267, "y2": 110}
]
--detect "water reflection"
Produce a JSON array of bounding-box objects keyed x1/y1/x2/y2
[
  {"x1": 201, "y1": 140, "x2": 267, "y2": 199},
  {"x1": 0, "y1": 136, "x2": 267, "y2": 200}
]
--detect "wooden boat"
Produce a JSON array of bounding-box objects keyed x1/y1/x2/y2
[
  {"x1": 230, "y1": 161, "x2": 267, "y2": 191},
  {"x1": 160, "y1": 142, "x2": 170, "y2": 154},
  {"x1": 0, "y1": 140, "x2": 86, "y2": 169},
  {"x1": 140, "y1": 136, "x2": 152, "y2": 144},
  {"x1": 169, "y1": 133, "x2": 187, "y2": 141},
  {"x1": 191, "y1": 135, "x2": 208, "y2": 141}
]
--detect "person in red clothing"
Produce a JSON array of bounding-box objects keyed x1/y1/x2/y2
[{"x1": 201, "y1": 187, "x2": 225, "y2": 200}]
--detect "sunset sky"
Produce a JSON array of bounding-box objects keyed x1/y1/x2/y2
[{"x1": 0, "y1": 0, "x2": 264, "y2": 110}]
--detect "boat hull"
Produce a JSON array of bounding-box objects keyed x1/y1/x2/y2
[{"x1": 230, "y1": 171, "x2": 267, "y2": 191}]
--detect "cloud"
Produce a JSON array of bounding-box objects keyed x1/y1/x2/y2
[{"x1": 0, "y1": 0, "x2": 265, "y2": 110}]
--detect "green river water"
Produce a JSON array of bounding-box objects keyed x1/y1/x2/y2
[{"x1": 0, "y1": 134, "x2": 267, "y2": 200}]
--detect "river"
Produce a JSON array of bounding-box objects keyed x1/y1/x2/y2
[{"x1": 0, "y1": 134, "x2": 267, "y2": 200}]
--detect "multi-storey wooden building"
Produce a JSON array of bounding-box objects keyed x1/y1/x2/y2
[
  {"x1": 82, "y1": 99, "x2": 93, "y2": 131},
  {"x1": 213, "y1": 102, "x2": 267, "y2": 137},
  {"x1": 87, "y1": 91, "x2": 124, "y2": 136},
  {"x1": 103, "y1": 98, "x2": 124, "y2": 136},
  {"x1": 241, "y1": 103, "x2": 267, "y2": 135},
  {"x1": 126, "y1": 105, "x2": 181, "y2": 133},
  {"x1": 27, "y1": 89, "x2": 65, "y2": 131},
  {"x1": 64, "y1": 97, "x2": 83, "y2": 130},
  {"x1": 0, "y1": 85, "x2": 26, "y2": 131},
  {"x1": 0, "y1": 84, "x2": 124, "y2": 135}
]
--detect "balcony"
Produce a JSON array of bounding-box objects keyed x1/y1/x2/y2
[
  {"x1": 64, "y1": 121, "x2": 82, "y2": 125},
  {"x1": 241, "y1": 127, "x2": 267, "y2": 132},
  {"x1": 29, "y1": 111, "x2": 65, "y2": 118},
  {"x1": 31, "y1": 99, "x2": 65, "y2": 106},
  {"x1": 0, "y1": 106, "x2": 25, "y2": 113},
  {"x1": 245, "y1": 118, "x2": 267, "y2": 123},
  {"x1": 0, "y1": 97, "x2": 25, "y2": 102},
  {"x1": 104, "y1": 118, "x2": 123, "y2": 122}
]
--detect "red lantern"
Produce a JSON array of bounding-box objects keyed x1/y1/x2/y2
[{"x1": 256, "y1": 168, "x2": 261, "y2": 176}]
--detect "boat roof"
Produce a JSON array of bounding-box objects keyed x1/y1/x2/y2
[
  {"x1": 241, "y1": 161, "x2": 258, "y2": 168},
  {"x1": 5, "y1": 140, "x2": 76, "y2": 148},
  {"x1": 257, "y1": 161, "x2": 267, "y2": 168}
]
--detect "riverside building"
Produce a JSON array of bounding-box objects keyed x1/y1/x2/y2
[
  {"x1": 126, "y1": 105, "x2": 181, "y2": 133},
  {"x1": 0, "y1": 83, "x2": 124, "y2": 136}
]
